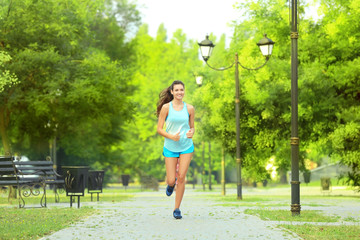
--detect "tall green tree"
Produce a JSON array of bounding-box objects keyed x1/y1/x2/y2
[
  {"x1": 118, "y1": 24, "x2": 202, "y2": 179},
  {"x1": 194, "y1": 0, "x2": 360, "y2": 187},
  {"x1": 0, "y1": 51, "x2": 17, "y2": 154},
  {"x1": 0, "y1": 0, "x2": 139, "y2": 167},
  {"x1": 317, "y1": 0, "x2": 360, "y2": 190}
]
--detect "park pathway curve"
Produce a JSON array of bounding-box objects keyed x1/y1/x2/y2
[{"x1": 41, "y1": 188, "x2": 301, "y2": 240}]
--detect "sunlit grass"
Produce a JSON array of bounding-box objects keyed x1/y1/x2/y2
[
  {"x1": 244, "y1": 209, "x2": 341, "y2": 222},
  {"x1": 0, "y1": 188, "x2": 134, "y2": 207},
  {"x1": 0, "y1": 187, "x2": 135, "y2": 240},
  {"x1": 281, "y1": 224, "x2": 360, "y2": 240},
  {"x1": 0, "y1": 207, "x2": 98, "y2": 240}
]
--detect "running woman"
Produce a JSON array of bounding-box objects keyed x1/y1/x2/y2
[{"x1": 156, "y1": 80, "x2": 195, "y2": 219}]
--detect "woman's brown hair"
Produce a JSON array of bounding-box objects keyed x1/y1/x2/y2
[{"x1": 156, "y1": 80, "x2": 185, "y2": 117}]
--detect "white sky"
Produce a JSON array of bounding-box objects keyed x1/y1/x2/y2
[
  {"x1": 135, "y1": 0, "x2": 320, "y2": 45},
  {"x1": 136, "y1": 0, "x2": 240, "y2": 45}
]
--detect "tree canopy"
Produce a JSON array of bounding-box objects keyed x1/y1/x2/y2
[
  {"x1": 0, "y1": 0, "x2": 359, "y2": 190},
  {"x1": 0, "y1": 0, "x2": 140, "y2": 167}
]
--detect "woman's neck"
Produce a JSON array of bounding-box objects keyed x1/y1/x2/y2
[{"x1": 172, "y1": 99, "x2": 183, "y2": 105}]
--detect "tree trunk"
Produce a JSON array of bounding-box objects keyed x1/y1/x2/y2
[
  {"x1": 0, "y1": 106, "x2": 16, "y2": 200},
  {"x1": 0, "y1": 106, "x2": 11, "y2": 155}
]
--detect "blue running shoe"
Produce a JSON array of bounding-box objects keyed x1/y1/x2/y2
[
  {"x1": 173, "y1": 208, "x2": 182, "y2": 219},
  {"x1": 166, "y1": 184, "x2": 175, "y2": 196}
]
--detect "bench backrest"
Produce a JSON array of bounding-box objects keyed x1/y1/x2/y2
[
  {"x1": 13, "y1": 160, "x2": 59, "y2": 181},
  {"x1": 0, "y1": 156, "x2": 17, "y2": 184}
]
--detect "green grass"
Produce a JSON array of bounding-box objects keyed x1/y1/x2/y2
[
  {"x1": 200, "y1": 193, "x2": 289, "y2": 202},
  {"x1": 209, "y1": 190, "x2": 360, "y2": 240},
  {"x1": 245, "y1": 209, "x2": 360, "y2": 240},
  {"x1": 344, "y1": 217, "x2": 360, "y2": 223},
  {"x1": 0, "y1": 188, "x2": 134, "y2": 206},
  {"x1": 280, "y1": 224, "x2": 360, "y2": 240},
  {"x1": 244, "y1": 209, "x2": 341, "y2": 222},
  {"x1": 0, "y1": 207, "x2": 98, "y2": 240},
  {"x1": 0, "y1": 188, "x2": 134, "y2": 239}
]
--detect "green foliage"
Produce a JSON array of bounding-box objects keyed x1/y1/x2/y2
[
  {"x1": 331, "y1": 122, "x2": 360, "y2": 191},
  {"x1": 0, "y1": 0, "x2": 139, "y2": 166},
  {"x1": 118, "y1": 24, "x2": 203, "y2": 179},
  {"x1": 0, "y1": 51, "x2": 17, "y2": 92},
  {"x1": 1, "y1": 0, "x2": 359, "y2": 186},
  {"x1": 191, "y1": 0, "x2": 360, "y2": 187}
]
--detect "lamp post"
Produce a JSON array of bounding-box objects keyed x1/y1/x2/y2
[
  {"x1": 221, "y1": 146, "x2": 226, "y2": 195},
  {"x1": 198, "y1": 34, "x2": 275, "y2": 200},
  {"x1": 195, "y1": 75, "x2": 206, "y2": 191},
  {"x1": 290, "y1": 0, "x2": 301, "y2": 216}
]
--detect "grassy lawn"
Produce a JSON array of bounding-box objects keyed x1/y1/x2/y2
[
  {"x1": 0, "y1": 188, "x2": 134, "y2": 240},
  {"x1": 0, "y1": 207, "x2": 98, "y2": 240},
  {"x1": 281, "y1": 224, "x2": 360, "y2": 240},
  {"x1": 0, "y1": 188, "x2": 135, "y2": 206},
  {"x1": 244, "y1": 209, "x2": 341, "y2": 222},
  {"x1": 243, "y1": 208, "x2": 360, "y2": 240}
]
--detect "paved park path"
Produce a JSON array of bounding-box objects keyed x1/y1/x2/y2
[
  {"x1": 41, "y1": 186, "x2": 359, "y2": 240},
  {"x1": 41, "y1": 187, "x2": 304, "y2": 240}
]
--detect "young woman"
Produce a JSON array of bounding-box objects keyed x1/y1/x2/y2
[{"x1": 156, "y1": 80, "x2": 195, "y2": 219}]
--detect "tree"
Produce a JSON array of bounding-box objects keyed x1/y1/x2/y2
[
  {"x1": 118, "y1": 24, "x2": 203, "y2": 179},
  {"x1": 317, "y1": 0, "x2": 360, "y2": 190},
  {"x1": 0, "y1": 51, "x2": 18, "y2": 154},
  {"x1": 0, "y1": 0, "x2": 139, "y2": 169},
  {"x1": 195, "y1": 0, "x2": 360, "y2": 187}
]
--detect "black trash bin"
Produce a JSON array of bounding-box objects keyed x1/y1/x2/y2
[
  {"x1": 121, "y1": 174, "x2": 130, "y2": 188},
  {"x1": 88, "y1": 170, "x2": 105, "y2": 201},
  {"x1": 321, "y1": 177, "x2": 331, "y2": 192},
  {"x1": 303, "y1": 171, "x2": 311, "y2": 185},
  {"x1": 62, "y1": 166, "x2": 89, "y2": 208}
]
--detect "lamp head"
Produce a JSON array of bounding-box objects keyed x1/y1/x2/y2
[
  {"x1": 195, "y1": 76, "x2": 203, "y2": 86},
  {"x1": 198, "y1": 35, "x2": 215, "y2": 62},
  {"x1": 257, "y1": 34, "x2": 275, "y2": 57}
]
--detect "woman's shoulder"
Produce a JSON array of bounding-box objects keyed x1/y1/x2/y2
[
  {"x1": 185, "y1": 103, "x2": 195, "y2": 111},
  {"x1": 162, "y1": 102, "x2": 170, "y2": 109}
]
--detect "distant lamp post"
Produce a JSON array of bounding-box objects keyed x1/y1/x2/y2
[
  {"x1": 195, "y1": 75, "x2": 203, "y2": 86},
  {"x1": 195, "y1": 73, "x2": 226, "y2": 195},
  {"x1": 194, "y1": 74, "x2": 206, "y2": 191},
  {"x1": 198, "y1": 34, "x2": 275, "y2": 200}
]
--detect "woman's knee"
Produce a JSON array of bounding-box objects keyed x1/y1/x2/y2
[
  {"x1": 167, "y1": 177, "x2": 176, "y2": 186},
  {"x1": 177, "y1": 174, "x2": 186, "y2": 184}
]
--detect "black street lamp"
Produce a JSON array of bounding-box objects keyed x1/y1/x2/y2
[
  {"x1": 290, "y1": 0, "x2": 301, "y2": 216},
  {"x1": 198, "y1": 34, "x2": 275, "y2": 200}
]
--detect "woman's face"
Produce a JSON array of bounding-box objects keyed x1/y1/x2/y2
[{"x1": 171, "y1": 84, "x2": 184, "y2": 101}]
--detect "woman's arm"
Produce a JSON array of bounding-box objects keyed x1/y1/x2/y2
[
  {"x1": 186, "y1": 104, "x2": 195, "y2": 138},
  {"x1": 157, "y1": 104, "x2": 180, "y2": 141}
]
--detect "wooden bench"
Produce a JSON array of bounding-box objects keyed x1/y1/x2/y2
[{"x1": 0, "y1": 156, "x2": 64, "y2": 208}]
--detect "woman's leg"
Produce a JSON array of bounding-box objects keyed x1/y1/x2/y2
[
  {"x1": 174, "y1": 152, "x2": 193, "y2": 209},
  {"x1": 165, "y1": 157, "x2": 178, "y2": 186}
]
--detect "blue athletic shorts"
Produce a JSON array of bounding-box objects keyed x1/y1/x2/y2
[{"x1": 163, "y1": 144, "x2": 194, "y2": 158}]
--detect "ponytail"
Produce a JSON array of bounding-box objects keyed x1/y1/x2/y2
[{"x1": 156, "y1": 80, "x2": 185, "y2": 118}]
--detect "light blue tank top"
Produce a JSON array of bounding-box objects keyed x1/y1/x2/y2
[{"x1": 164, "y1": 102, "x2": 193, "y2": 152}]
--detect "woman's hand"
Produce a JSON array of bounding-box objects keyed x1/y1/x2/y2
[
  {"x1": 186, "y1": 129, "x2": 194, "y2": 138},
  {"x1": 172, "y1": 132, "x2": 181, "y2": 141}
]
